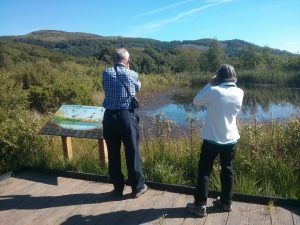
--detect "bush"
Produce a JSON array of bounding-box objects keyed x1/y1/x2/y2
[{"x1": 0, "y1": 72, "x2": 46, "y2": 173}]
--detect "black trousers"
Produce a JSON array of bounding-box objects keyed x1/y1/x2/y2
[
  {"x1": 103, "y1": 109, "x2": 145, "y2": 192},
  {"x1": 194, "y1": 140, "x2": 236, "y2": 205}
]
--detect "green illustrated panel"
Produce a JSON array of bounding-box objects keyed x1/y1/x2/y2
[{"x1": 39, "y1": 105, "x2": 105, "y2": 139}]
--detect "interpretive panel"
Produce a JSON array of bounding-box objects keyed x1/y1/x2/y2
[{"x1": 39, "y1": 105, "x2": 104, "y2": 139}]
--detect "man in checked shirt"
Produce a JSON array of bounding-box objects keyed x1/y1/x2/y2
[{"x1": 102, "y1": 48, "x2": 147, "y2": 198}]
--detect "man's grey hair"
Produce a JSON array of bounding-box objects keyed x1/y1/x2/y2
[
  {"x1": 114, "y1": 48, "x2": 130, "y2": 64},
  {"x1": 216, "y1": 64, "x2": 237, "y2": 84}
]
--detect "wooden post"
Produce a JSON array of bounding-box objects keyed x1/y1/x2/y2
[
  {"x1": 98, "y1": 139, "x2": 108, "y2": 168},
  {"x1": 61, "y1": 136, "x2": 73, "y2": 160}
]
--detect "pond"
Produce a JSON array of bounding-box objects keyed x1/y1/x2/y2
[{"x1": 145, "y1": 86, "x2": 300, "y2": 127}]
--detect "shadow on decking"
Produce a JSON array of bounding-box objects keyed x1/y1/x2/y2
[
  {"x1": 14, "y1": 171, "x2": 59, "y2": 185},
  {"x1": 0, "y1": 191, "x2": 131, "y2": 211},
  {"x1": 60, "y1": 206, "x2": 227, "y2": 225}
]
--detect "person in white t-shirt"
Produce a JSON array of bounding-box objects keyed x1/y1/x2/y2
[{"x1": 186, "y1": 64, "x2": 244, "y2": 217}]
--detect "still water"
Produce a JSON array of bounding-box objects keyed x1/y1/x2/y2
[{"x1": 146, "y1": 86, "x2": 300, "y2": 126}]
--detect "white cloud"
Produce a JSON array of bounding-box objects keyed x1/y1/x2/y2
[
  {"x1": 128, "y1": 0, "x2": 233, "y2": 37},
  {"x1": 136, "y1": 0, "x2": 195, "y2": 18}
]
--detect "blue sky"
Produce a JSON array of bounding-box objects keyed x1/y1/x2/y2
[{"x1": 0, "y1": 0, "x2": 299, "y2": 53}]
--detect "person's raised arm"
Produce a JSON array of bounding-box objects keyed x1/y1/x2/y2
[
  {"x1": 131, "y1": 71, "x2": 141, "y2": 93},
  {"x1": 193, "y1": 83, "x2": 212, "y2": 107}
]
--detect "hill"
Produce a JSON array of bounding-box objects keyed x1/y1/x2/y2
[
  {"x1": 1, "y1": 30, "x2": 293, "y2": 58},
  {"x1": 1, "y1": 30, "x2": 299, "y2": 75}
]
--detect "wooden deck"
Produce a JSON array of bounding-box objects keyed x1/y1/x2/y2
[{"x1": 0, "y1": 171, "x2": 299, "y2": 225}]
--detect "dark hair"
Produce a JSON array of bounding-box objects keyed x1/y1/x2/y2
[{"x1": 216, "y1": 64, "x2": 237, "y2": 83}]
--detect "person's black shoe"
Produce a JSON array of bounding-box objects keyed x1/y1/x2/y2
[
  {"x1": 186, "y1": 203, "x2": 207, "y2": 217},
  {"x1": 132, "y1": 184, "x2": 148, "y2": 198},
  {"x1": 110, "y1": 186, "x2": 125, "y2": 198},
  {"x1": 111, "y1": 189, "x2": 123, "y2": 198},
  {"x1": 213, "y1": 199, "x2": 232, "y2": 212}
]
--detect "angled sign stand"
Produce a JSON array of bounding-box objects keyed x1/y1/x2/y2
[{"x1": 39, "y1": 105, "x2": 107, "y2": 167}]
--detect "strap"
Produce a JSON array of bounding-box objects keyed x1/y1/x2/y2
[{"x1": 114, "y1": 66, "x2": 132, "y2": 97}]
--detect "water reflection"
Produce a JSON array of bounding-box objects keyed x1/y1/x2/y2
[{"x1": 146, "y1": 86, "x2": 300, "y2": 126}]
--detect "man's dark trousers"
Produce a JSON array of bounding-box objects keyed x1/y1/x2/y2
[{"x1": 103, "y1": 109, "x2": 145, "y2": 192}]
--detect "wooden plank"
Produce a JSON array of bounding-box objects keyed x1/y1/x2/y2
[
  {"x1": 0, "y1": 177, "x2": 33, "y2": 195},
  {"x1": 52, "y1": 182, "x2": 116, "y2": 225},
  {"x1": 0, "y1": 172, "x2": 60, "y2": 196},
  {"x1": 60, "y1": 184, "x2": 134, "y2": 225},
  {"x1": 0, "y1": 174, "x2": 68, "y2": 197},
  {"x1": 249, "y1": 203, "x2": 271, "y2": 225},
  {"x1": 105, "y1": 189, "x2": 164, "y2": 225},
  {"x1": 32, "y1": 181, "x2": 111, "y2": 225},
  {"x1": 291, "y1": 208, "x2": 300, "y2": 225},
  {"x1": 0, "y1": 173, "x2": 69, "y2": 218},
  {"x1": 0, "y1": 176, "x2": 71, "y2": 214},
  {"x1": 2, "y1": 172, "x2": 299, "y2": 225},
  {"x1": 0, "y1": 176, "x2": 70, "y2": 225},
  {"x1": 271, "y1": 206, "x2": 294, "y2": 225},
  {"x1": 0, "y1": 177, "x2": 81, "y2": 225},
  {"x1": 163, "y1": 194, "x2": 193, "y2": 225},
  {"x1": 139, "y1": 191, "x2": 181, "y2": 225},
  {"x1": 0, "y1": 177, "x2": 15, "y2": 190},
  {"x1": 181, "y1": 195, "x2": 206, "y2": 225},
  {"x1": 203, "y1": 198, "x2": 229, "y2": 225},
  {"x1": 4, "y1": 178, "x2": 85, "y2": 225},
  {"x1": 62, "y1": 136, "x2": 73, "y2": 159},
  {"x1": 94, "y1": 188, "x2": 158, "y2": 225},
  {"x1": 226, "y1": 201, "x2": 250, "y2": 225}
]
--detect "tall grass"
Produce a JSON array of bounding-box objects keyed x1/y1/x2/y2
[
  {"x1": 140, "y1": 114, "x2": 200, "y2": 186},
  {"x1": 139, "y1": 73, "x2": 190, "y2": 97},
  {"x1": 25, "y1": 102, "x2": 299, "y2": 200},
  {"x1": 236, "y1": 118, "x2": 300, "y2": 198},
  {"x1": 183, "y1": 69, "x2": 300, "y2": 89},
  {"x1": 139, "y1": 114, "x2": 300, "y2": 199},
  {"x1": 237, "y1": 69, "x2": 300, "y2": 87}
]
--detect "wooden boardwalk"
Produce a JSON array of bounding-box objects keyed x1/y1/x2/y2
[{"x1": 0, "y1": 171, "x2": 299, "y2": 225}]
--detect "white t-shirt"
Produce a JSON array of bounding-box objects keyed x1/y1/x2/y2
[{"x1": 193, "y1": 82, "x2": 244, "y2": 144}]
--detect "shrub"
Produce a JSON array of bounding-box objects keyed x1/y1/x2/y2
[{"x1": 0, "y1": 72, "x2": 46, "y2": 173}]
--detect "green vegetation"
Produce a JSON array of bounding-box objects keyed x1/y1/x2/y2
[
  {"x1": 139, "y1": 115, "x2": 300, "y2": 199},
  {"x1": 0, "y1": 33, "x2": 299, "y2": 199}
]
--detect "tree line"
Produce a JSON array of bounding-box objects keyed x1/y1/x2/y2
[{"x1": 94, "y1": 40, "x2": 300, "y2": 74}]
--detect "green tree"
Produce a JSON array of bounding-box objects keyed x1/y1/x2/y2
[
  {"x1": 239, "y1": 46, "x2": 261, "y2": 70},
  {"x1": 285, "y1": 55, "x2": 300, "y2": 71},
  {"x1": 140, "y1": 54, "x2": 156, "y2": 74},
  {"x1": 143, "y1": 48, "x2": 166, "y2": 73},
  {"x1": 203, "y1": 40, "x2": 225, "y2": 72},
  {"x1": 95, "y1": 46, "x2": 115, "y2": 64},
  {"x1": 173, "y1": 49, "x2": 201, "y2": 73}
]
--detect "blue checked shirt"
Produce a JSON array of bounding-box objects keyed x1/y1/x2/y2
[{"x1": 102, "y1": 64, "x2": 141, "y2": 110}]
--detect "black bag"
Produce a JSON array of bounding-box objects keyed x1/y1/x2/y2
[
  {"x1": 114, "y1": 66, "x2": 139, "y2": 110},
  {"x1": 130, "y1": 96, "x2": 140, "y2": 109}
]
